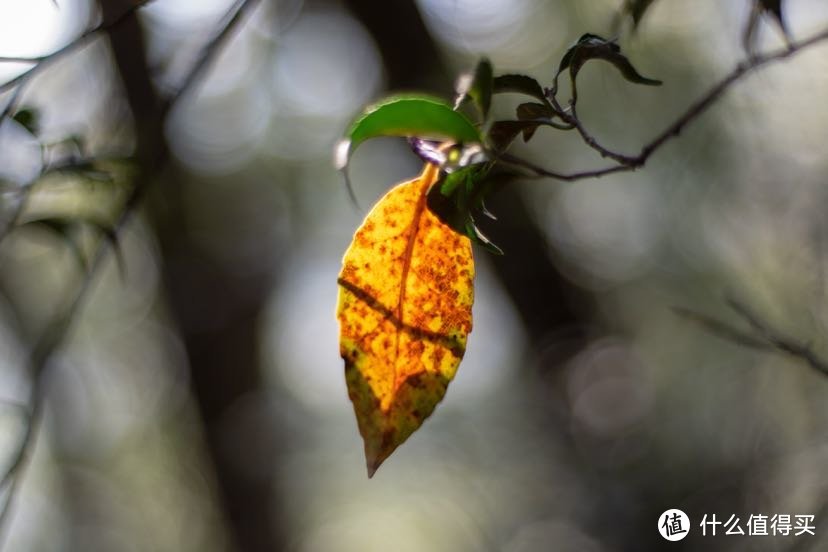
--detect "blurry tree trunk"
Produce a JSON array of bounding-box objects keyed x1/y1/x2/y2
[
  {"x1": 150, "y1": 177, "x2": 283, "y2": 552},
  {"x1": 94, "y1": 2, "x2": 287, "y2": 551}
]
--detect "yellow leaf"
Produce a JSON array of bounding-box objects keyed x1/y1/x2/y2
[{"x1": 337, "y1": 161, "x2": 475, "y2": 477}]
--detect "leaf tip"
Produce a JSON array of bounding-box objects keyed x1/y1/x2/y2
[{"x1": 365, "y1": 443, "x2": 392, "y2": 478}]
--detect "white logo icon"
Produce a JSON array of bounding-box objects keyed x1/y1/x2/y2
[{"x1": 659, "y1": 509, "x2": 690, "y2": 541}]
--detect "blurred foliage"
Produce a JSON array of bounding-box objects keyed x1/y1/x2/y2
[{"x1": 621, "y1": 0, "x2": 659, "y2": 27}]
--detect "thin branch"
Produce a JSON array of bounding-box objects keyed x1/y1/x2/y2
[
  {"x1": 0, "y1": 4, "x2": 148, "y2": 246},
  {"x1": 161, "y1": 0, "x2": 255, "y2": 116},
  {"x1": 498, "y1": 152, "x2": 635, "y2": 181},
  {"x1": 0, "y1": 0, "x2": 156, "y2": 96},
  {"x1": 674, "y1": 298, "x2": 828, "y2": 377},
  {"x1": 0, "y1": 0, "x2": 261, "y2": 546},
  {"x1": 506, "y1": 24, "x2": 828, "y2": 181},
  {"x1": 725, "y1": 296, "x2": 828, "y2": 376},
  {"x1": 672, "y1": 306, "x2": 778, "y2": 352}
]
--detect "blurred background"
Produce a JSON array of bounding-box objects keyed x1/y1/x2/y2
[{"x1": 0, "y1": 0, "x2": 827, "y2": 550}]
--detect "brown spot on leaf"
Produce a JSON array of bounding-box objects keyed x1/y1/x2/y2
[{"x1": 336, "y1": 161, "x2": 475, "y2": 476}]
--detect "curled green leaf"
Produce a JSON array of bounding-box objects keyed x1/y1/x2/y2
[
  {"x1": 335, "y1": 96, "x2": 483, "y2": 203},
  {"x1": 554, "y1": 33, "x2": 662, "y2": 105}
]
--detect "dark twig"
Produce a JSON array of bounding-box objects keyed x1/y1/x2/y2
[
  {"x1": 161, "y1": 0, "x2": 254, "y2": 117},
  {"x1": 0, "y1": 0, "x2": 261, "y2": 546},
  {"x1": 725, "y1": 296, "x2": 828, "y2": 376},
  {"x1": 506, "y1": 24, "x2": 828, "y2": 181},
  {"x1": 674, "y1": 298, "x2": 828, "y2": 377},
  {"x1": 673, "y1": 306, "x2": 777, "y2": 351},
  {"x1": 498, "y1": 152, "x2": 634, "y2": 181}
]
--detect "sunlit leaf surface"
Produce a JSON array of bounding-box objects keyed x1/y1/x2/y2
[{"x1": 337, "y1": 162, "x2": 475, "y2": 476}]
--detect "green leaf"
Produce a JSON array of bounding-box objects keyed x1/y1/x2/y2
[
  {"x1": 438, "y1": 167, "x2": 469, "y2": 197},
  {"x1": 426, "y1": 164, "x2": 502, "y2": 255},
  {"x1": 555, "y1": 33, "x2": 662, "y2": 105},
  {"x1": 455, "y1": 58, "x2": 493, "y2": 119},
  {"x1": 492, "y1": 74, "x2": 548, "y2": 104},
  {"x1": 12, "y1": 107, "x2": 40, "y2": 136},
  {"x1": 337, "y1": 96, "x2": 482, "y2": 171},
  {"x1": 336, "y1": 96, "x2": 483, "y2": 203}
]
